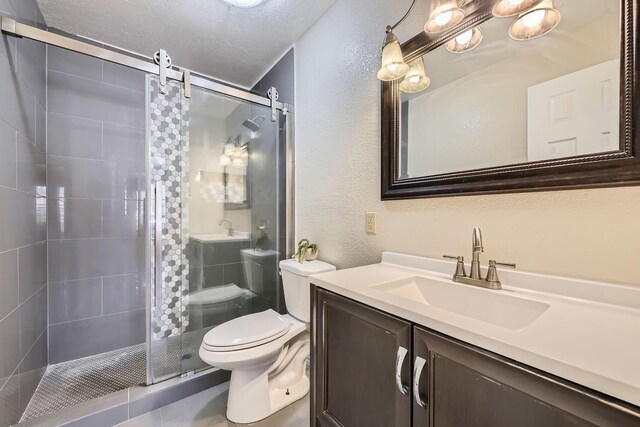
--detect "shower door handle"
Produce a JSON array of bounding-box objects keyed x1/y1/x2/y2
[{"x1": 154, "y1": 183, "x2": 165, "y2": 308}]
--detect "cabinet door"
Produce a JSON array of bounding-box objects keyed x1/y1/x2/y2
[
  {"x1": 414, "y1": 326, "x2": 640, "y2": 427},
  {"x1": 312, "y1": 287, "x2": 412, "y2": 427}
]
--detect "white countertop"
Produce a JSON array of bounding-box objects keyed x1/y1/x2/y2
[
  {"x1": 310, "y1": 252, "x2": 640, "y2": 407},
  {"x1": 190, "y1": 232, "x2": 250, "y2": 243}
]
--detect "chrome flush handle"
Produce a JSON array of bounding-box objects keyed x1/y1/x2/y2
[
  {"x1": 413, "y1": 356, "x2": 428, "y2": 409},
  {"x1": 395, "y1": 346, "x2": 409, "y2": 396}
]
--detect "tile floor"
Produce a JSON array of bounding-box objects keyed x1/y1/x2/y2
[{"x1": 116, "y1": 382, "x2": 309, "y2": 427}]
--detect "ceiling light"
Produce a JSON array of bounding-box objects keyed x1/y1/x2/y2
[
  {"x1": 399, "y1": 58, "x2": 431, "y2": 93},
  {"x1": 222, "y1": 0, "x2": 263, "y2": 8},
  {"x1": 492, "y1": 0, "x2": 544, "y2": 17},
  {"x1": 377, "y1": 29, "x2": 410, "y2": 81},
  {"x1": 424, "y1": 0, "x2": 465, "y2": 33},
  {"x1": 508, "y1": 0, "x2": 561, "y2": 41},
  {"x1": 445, "y1": 26, "x2": 483, "y2": 53}
]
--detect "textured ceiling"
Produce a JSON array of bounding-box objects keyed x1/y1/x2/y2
[{"x1": 36, "y1": 0, "x2": 336, "y2": 88}]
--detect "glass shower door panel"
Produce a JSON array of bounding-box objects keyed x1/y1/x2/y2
[
  {"x1": 181, "y1": 87, "x2": 286, "y2": 374},
  {"x1": 147, "y1": 76, "x2": 190, "y2": 383}
]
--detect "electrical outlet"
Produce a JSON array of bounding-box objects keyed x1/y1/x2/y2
[{"x1": 365, "y1": 212, "x2": 377, "y2": 235}]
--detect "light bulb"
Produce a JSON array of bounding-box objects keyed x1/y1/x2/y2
[
  {"x1": 522, "y1": 9, "x2": 545, "y2": 27},
  {"x1": 409, "y1": 75, "x2": 421, "y2": 83},
  {"x1": 455, "y1": 29, "x2": 473, "y2": 45},
  {"x1": 508, "y1": 0, "x2": 525, "y2": 5},
  {"x1": 434, "y1": 10, "x2": 453, "y2": 26}
]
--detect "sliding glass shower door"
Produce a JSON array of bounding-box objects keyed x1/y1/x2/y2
[{"x1": 146, "y1": 77, "x2": 287, "y2": 383}]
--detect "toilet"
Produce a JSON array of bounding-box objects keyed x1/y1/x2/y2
[{"x1": 199, "y1": 258, "x2": 336, "y2": 424}]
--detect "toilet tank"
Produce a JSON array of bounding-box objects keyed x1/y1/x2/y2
[{"x1": 279, "y1": 259, "x2": 336, "y2": 322}]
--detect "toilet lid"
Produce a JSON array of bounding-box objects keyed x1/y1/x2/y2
[
  {"x1": 202, "y1": 309, "x2": 290, "y2": 351},
  {"x1": 188, "y1": 284, "x2": 244, "y2": 306}
]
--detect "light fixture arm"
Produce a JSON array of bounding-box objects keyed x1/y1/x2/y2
[{"x1": 388, "y1": 0, "x2": 417, "y2": 32}]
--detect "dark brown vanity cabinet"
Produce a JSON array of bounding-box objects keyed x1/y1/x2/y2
[
  {"x1": 312, "y1": 287, "x2": 640, "y2": 427},
  {"x1": 312, "y1": 287, "x2": 412, "y2": 427}
]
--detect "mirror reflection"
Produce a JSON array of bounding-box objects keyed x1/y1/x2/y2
[{"x1": 399, "y1": 0, "x2": 621, "y2": 179}]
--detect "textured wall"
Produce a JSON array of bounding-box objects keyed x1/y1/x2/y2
[
  {"x1": 294, "y1": 0, "x2": 640, "y2": 286},
  {"x1": 46, "y1": 38, "x2": 146, "y2": 363},
  {"x1": 0, "y1": 1, "x2": 48, "y2": 424}
]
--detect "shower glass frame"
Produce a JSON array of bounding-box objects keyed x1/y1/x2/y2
[{"x1": 145, "y1": 77, "x2": 294, "y2": 385}]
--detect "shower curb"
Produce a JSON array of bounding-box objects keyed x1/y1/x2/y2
[{"x1": 13, "y1": 368, "x2": 230, "y2": 427}]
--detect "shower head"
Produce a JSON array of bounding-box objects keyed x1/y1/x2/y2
[{"x1": 242, "y1": 115, "x2": 266, "y2": 132}]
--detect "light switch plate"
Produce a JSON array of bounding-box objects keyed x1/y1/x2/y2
[{"x1": 365, "y1": 212, "x2": 377, "y2": 235}]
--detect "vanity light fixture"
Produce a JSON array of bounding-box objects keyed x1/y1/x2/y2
[
  {"x1": 492, "y1": 0, "x2": 544, "y2": 17},
  {"x1": 508, "y1": 0, "x2": 561, "y2": 40},
  {"x1": 220, "y1": 136, "x2": 248, "y2": 167},
  {"x1": 424, "y1": 0, "x2": 465, "y2": 33},
  {"x1": 222, "y1": 0, "x2": 263, "y2": 8},
  {"x1": 400, "y1": 58, "x2": 431, "y2": 93},
  {"x1": 445, "y1": 26, "x2": 484, "y2": 53},
  {"x1": 377, "y1": 0, "x2": 417, "y2": 81}
]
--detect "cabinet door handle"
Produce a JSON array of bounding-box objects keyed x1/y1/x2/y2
[
  {"x1": 395, "y1": 346, "x2": 409, "y2": 396},
  {"x1": 413, "y1": 356, "x2": 427, "y2": 409}
]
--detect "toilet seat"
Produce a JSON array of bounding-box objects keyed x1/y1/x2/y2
[{"x1": 202, "y1": 309, "x2": 291, "y2": 352}]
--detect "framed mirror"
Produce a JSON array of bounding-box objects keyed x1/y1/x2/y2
[
  {"x1": 224, "y1": 161, "x2": 250, "y2": 210},
  {"x1": 382, "y1": 0, "x2": 640, "y2": 199}
]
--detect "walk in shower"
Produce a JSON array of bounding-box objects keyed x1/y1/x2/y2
[{"x1": 0, "y1": 12, "x2": 292, "y2": 426}]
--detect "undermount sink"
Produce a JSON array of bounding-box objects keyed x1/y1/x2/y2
[{"x1": 371, "y1": 276, "x2": 550, "y2": 330}]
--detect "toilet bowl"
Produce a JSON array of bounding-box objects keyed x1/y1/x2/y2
[{"x1": 199, "y1": 258, "x2": 335, "y2": 424}]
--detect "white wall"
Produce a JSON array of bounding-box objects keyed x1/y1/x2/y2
[{"x1": 294, "y1": 0, "x2": 640, "y2": 286}]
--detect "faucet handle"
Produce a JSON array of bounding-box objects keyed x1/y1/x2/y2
[
  {"x1": 486, "y1": 260, "x2": 516, "y2": 285},
  {"x1": 490, "y1": 260, "x2": 516, "y2": 269},
  {"x1": 443, "y1": 255, "x2": 467, "y2": 278}
]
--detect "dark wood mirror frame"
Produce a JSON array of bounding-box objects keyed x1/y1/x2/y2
[{"x1": 381, "y1": 0, "x2": 640, "y2": 200}]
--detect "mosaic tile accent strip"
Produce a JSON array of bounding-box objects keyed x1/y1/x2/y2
[{"x1": 149, "y1": 77, "x2": 190, "y2": 339}]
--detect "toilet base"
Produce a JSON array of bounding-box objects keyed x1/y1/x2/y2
[{"x1": 226, "y1": 336, "x2": 310, "y2": 424}]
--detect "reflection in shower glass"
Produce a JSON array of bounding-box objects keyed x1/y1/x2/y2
[{"x1": 183, "y1": 87, "x2": 285, "y2": 373}]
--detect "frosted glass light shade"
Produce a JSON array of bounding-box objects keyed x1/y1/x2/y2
[
  {"x1": 446, "y1": 26, "x2": 483, "y2": 53},
  {"x1": 377, "y1": 32, "x2": 410, "y2": 81},
  {"x1": 400, "y1": 58, "x2": 431, "y2": 93},
  {"x1": 492, "y1": 0, "x2": 544, "y2": 17},
  {"x1": 424, "y1": 0, "x2": 465, "y2": 33},
  {"x1": 222, "y1": 0, "x2": 263, "y2": 8},
  {"x1": 509, "y1": 0, "x2": 560, "y2": 41}
]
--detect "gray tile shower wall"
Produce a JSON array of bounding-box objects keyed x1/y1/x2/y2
[
  {"x1": 46, "y1": 41, "x2": 147, "y2": 364},
  {"x1": 0, "y1": 1, "x2": 48, "y2": 425}
]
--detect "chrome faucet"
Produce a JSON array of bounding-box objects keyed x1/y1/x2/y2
[
  {"x1": 444, "y1": 227, "x2": 516, "y2": 290},
  {"x1": 470, "y1": 227, "x2": 483, "y2": 280},
  {"x1": 218, "y1": 219, "x2": 233, "y2": 236}
]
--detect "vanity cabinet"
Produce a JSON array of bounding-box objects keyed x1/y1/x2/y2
[
  {"x1": 312, "y1": 287, "x2": 640, "y2": 427},
  {"x1": 312, "y1": 287, "x2": 412, "y2": 427}
]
